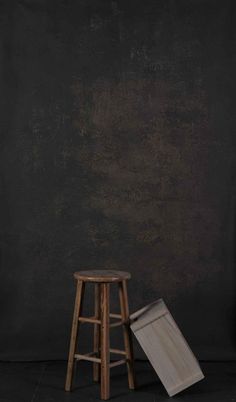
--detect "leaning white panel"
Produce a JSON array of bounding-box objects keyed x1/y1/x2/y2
[{"x1": 130, "y1": 299, "x2": 204, "y2": 396}]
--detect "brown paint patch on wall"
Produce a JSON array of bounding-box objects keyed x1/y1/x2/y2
[{"x1": 69, "y1": 77, "x2": 221, "y2": 298}]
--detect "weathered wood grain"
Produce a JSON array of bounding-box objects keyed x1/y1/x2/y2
[{"x1": 131, "y1": 299, "x2": 204, "y2": 396}]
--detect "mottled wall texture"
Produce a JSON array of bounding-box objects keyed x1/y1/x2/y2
[{"x1": 0, "y1": 0, "x2": 235, "y2": 360}]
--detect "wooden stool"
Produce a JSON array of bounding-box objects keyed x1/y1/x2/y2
[{"x1": 65, "y1": 270, "x2": 135, "y2": 400}]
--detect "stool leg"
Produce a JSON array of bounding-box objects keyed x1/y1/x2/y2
[
  {"x1": 93, "y1": 283, "x2": 101, "y2": 382},
  {"x1": 119, "y1": 280, "x2": 135, "y2": 389},
  {"x1": 100, "y1": 283, "x2": 110, "y2": 400},
  {"x1": 65, "y1": 280, "x2": 84, "y2": 391}
]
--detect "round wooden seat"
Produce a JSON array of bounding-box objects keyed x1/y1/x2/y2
[{"x1": 74, "y1": 270, "x2": 131, "y2": 283}]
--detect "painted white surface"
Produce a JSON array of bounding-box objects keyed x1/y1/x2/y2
[{"x1": 131, "y1": 299, "x2": 204, "y2": 396}]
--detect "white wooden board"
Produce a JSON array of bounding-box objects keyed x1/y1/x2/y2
[{"x1": 130, "y1": 299, "x2": 204, "y2": 396}]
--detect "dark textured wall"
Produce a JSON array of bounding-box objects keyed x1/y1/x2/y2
[{"x1": 0, "y1": 0, "x2": 235, "y2": 360}]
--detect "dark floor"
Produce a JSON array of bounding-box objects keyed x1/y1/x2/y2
[{"x1": 0, "y1": 361, "x2": 235, "y2": 402}]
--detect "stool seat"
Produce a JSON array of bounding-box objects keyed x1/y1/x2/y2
[{"x1": 74, "y1": 270, "x2": 131, "y2": 283}]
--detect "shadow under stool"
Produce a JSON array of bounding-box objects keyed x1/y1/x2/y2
[{"x1": 65, "y1": 270, "x2": 135, "y2": 400}]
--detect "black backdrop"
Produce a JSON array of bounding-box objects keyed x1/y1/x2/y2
[{"x1": 0, "y1": 0, "x2": 235, "y2": 361}]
